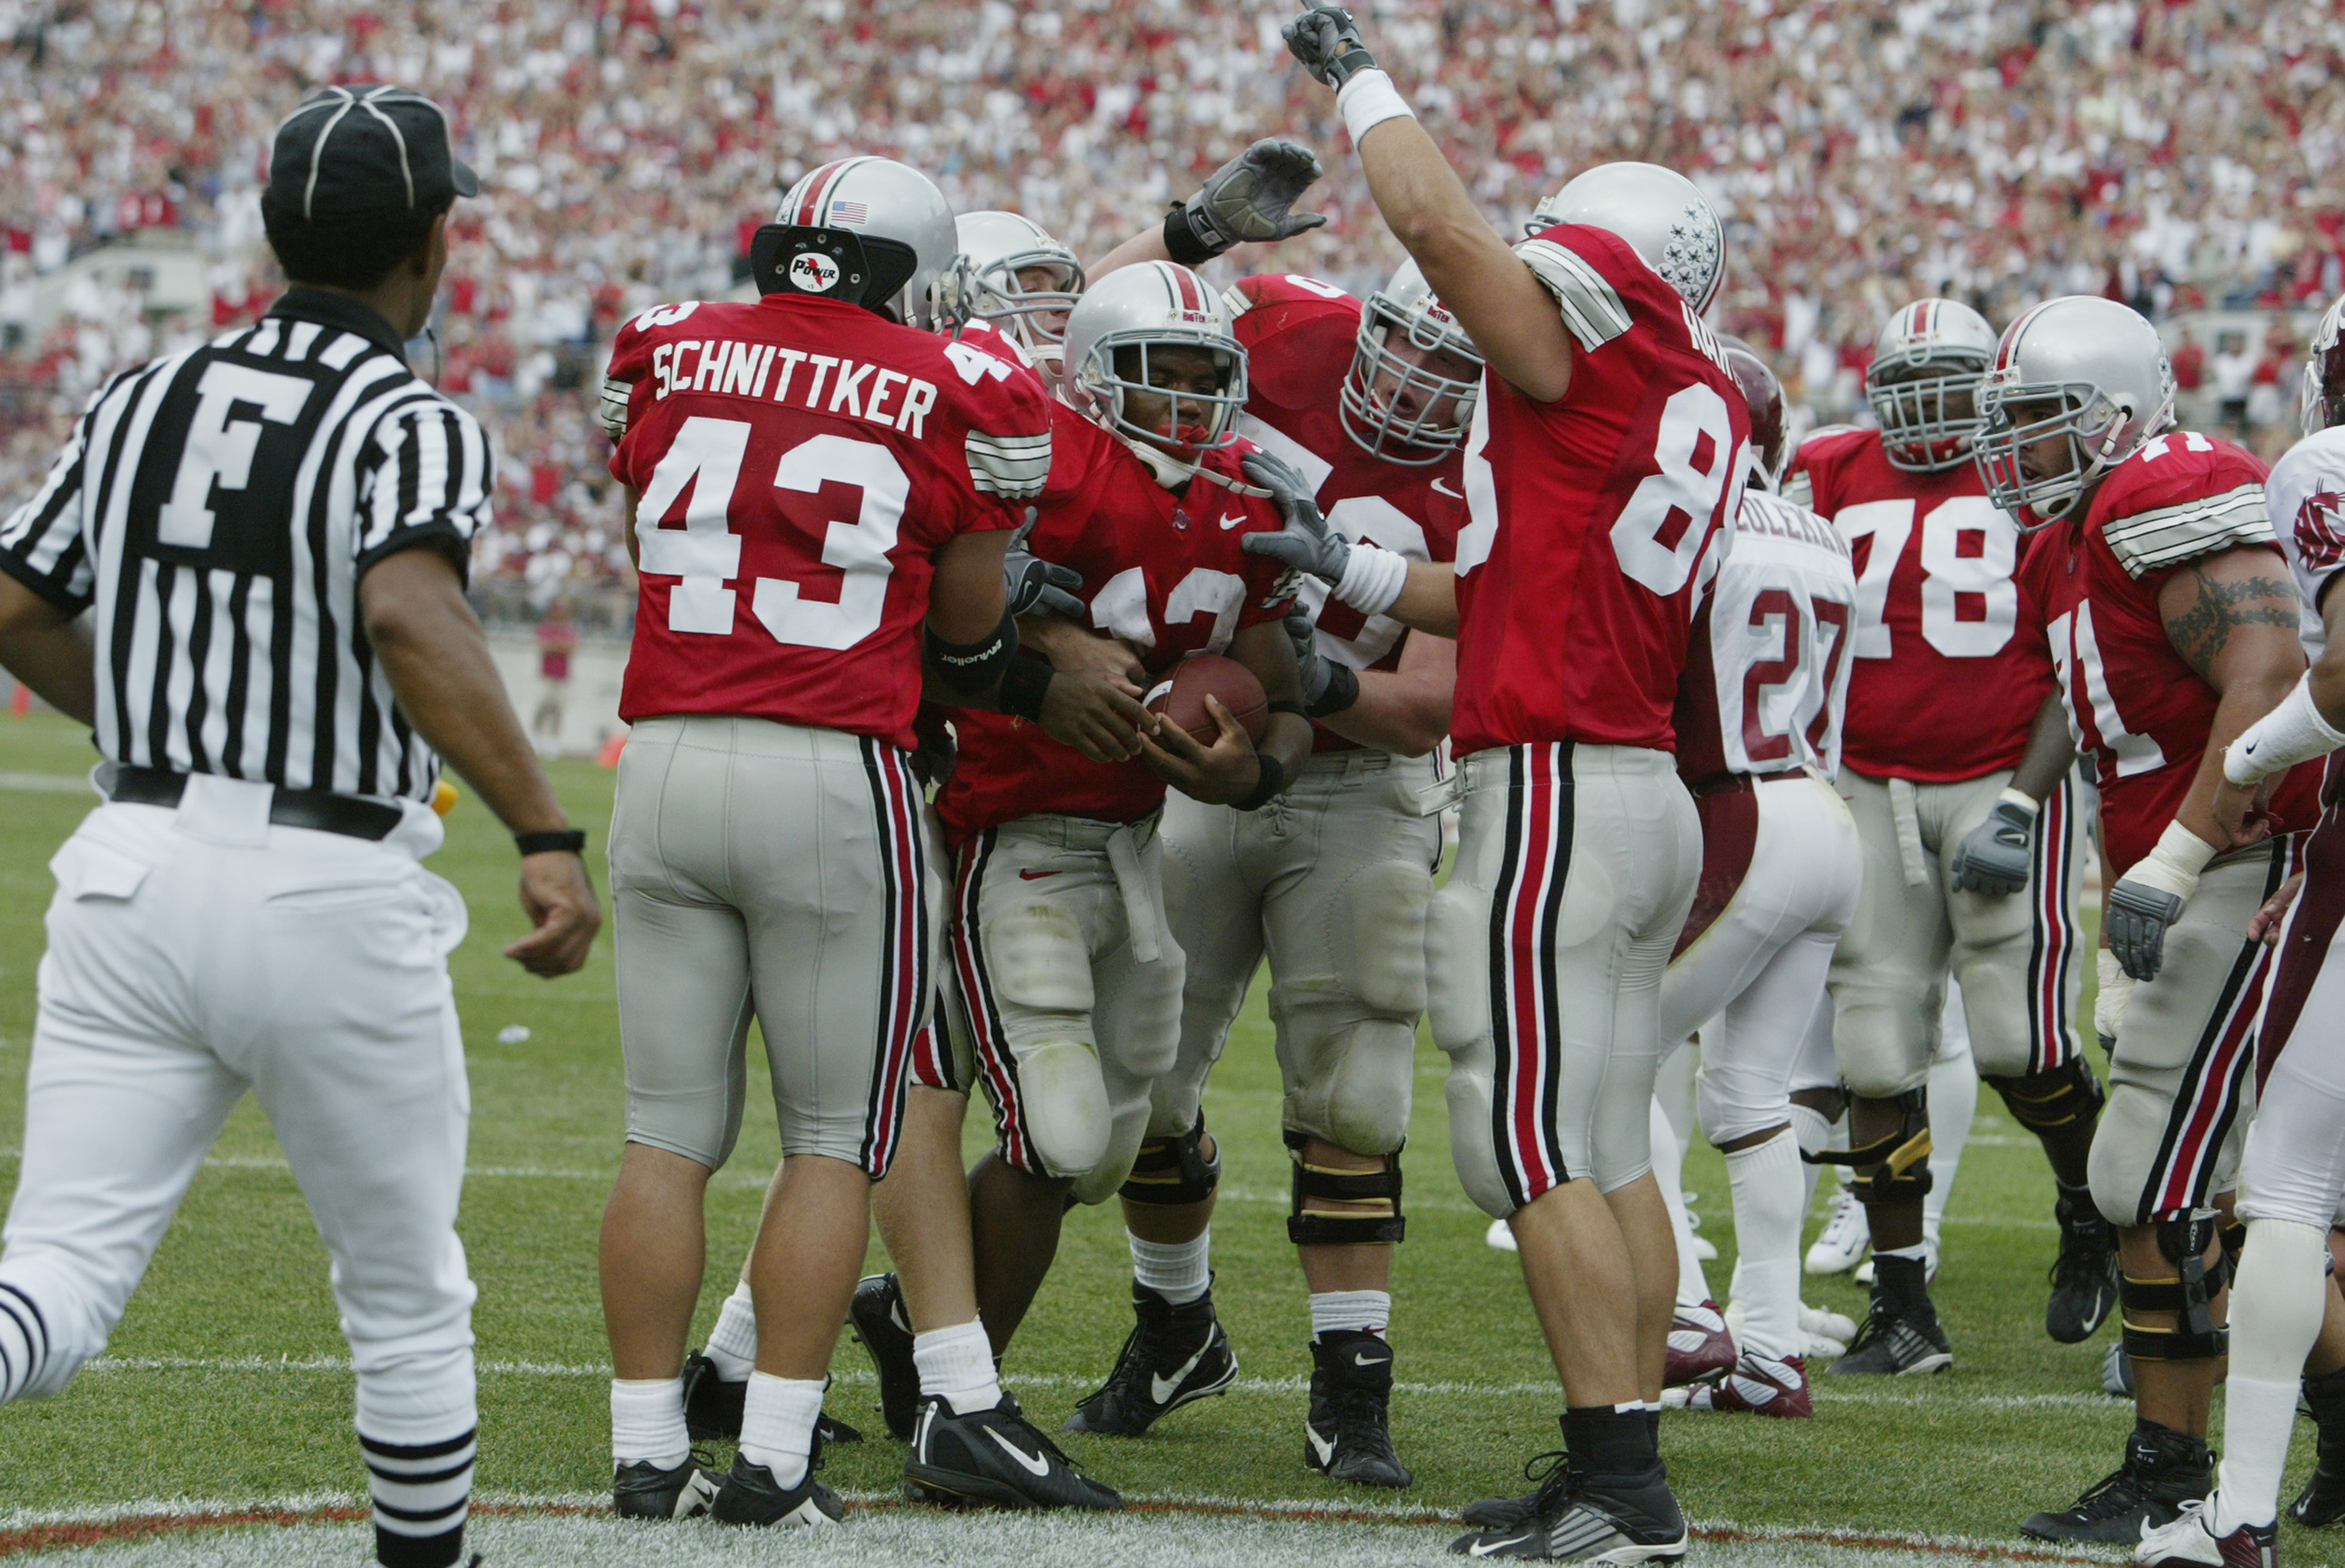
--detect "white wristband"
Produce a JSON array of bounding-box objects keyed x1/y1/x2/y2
[
  {"x1": 1996, "y1": 786, "x2": 2040, "y2": 818},
  {"x1": 1334, "y1": 542, "x2": 1409, "y2": 616},
  {"x1": 2226, "y1": 671, "x2": 2345, "y2": 785},
  {"x1": 2125, "y1": 819, "x2": 2218, "y2": 902},
  {"x1": 1336, "y1": 68, "x2": 1416, "y2": 144}
]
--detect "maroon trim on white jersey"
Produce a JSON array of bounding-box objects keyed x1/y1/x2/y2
[
  {"x1": 2134, "y1": 835, "x2": 2296, "y2": 1222},
  {"x1": 855, "y1": 739, "x2": 926, "y2": 1178},
  {"x1": 2023, "y1": 774, "x2": 2084, "y2": 1073},
  {"x1": 953, "y1": 831, "x2": 1039, "y2": 1173},
  {"x1": 1488, "y1": 743, "x2": 1577, "y2": 1209}
]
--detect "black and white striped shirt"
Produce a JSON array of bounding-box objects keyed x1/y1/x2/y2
[{"x1": 0, "y1": 289, "x2": 492, "y2": 802}]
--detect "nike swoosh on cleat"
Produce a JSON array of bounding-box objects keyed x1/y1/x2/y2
[
  {"x1": 1468, "y1": 1533, "x2": 1533, "y2": 1557},
  {"x1": 1151, "y1": 1341, "x2": 1212, "y2": 1406},
  {"x1": 1305, "y1": 1423, "x2": 1336, "y2": 1468},
  {"x1": 1430, "y1": 477, "x2": 1464, "y2": 498},
  {"x1": 1353, "y1": 1351, "x2": 1386, "y2": 1369},
  {"x1": 985, "y1": 1426, "x2": 1053, "y2": 1477}
]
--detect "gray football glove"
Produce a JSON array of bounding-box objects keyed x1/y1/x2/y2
[
  {"x1": 1171, "y1": 139, "x2": 1328, "y2": 258},
  {"x1": 1238, "y1": 451, "x2": 1350, "y2": 585},
  {"x1": 1948, "y1": 798, "x2": 2036, "y2": 897},
  {"x1": 1282, "y1": 5, "x2": 1380, "y2": 89},
  {"x1": 2105, "y1": 876, "x2": 2187, "y2": 982},
  {"x1": 1004, "y1": 510, "x2": 1084, "y2": 620},
  {"x1": 1282, "y1": 606, "x2": 1358, "y2": 718}
]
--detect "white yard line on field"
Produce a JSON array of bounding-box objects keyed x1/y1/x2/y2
[{"x1": 0, "y1": 772, "x2": 91, "y2": 795}]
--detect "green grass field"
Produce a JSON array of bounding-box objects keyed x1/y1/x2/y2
[{"x1": 0, "y1": 707, "x2": 2337, "y2": 1564}]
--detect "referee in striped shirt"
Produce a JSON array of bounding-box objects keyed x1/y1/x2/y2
[{"x1": 0, "y1": 86, "x2": 597, "y2": 1568}]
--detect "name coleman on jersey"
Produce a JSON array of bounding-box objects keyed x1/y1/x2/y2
[
  {"x1": 638, "y1": 328, "x2": 943, "y2": 436},
  {"x1": 1734, "y1": 495, "x2": 1844, "y2": 554}
]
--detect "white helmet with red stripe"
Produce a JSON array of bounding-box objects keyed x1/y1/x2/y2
[
  {"x1": 1974, "y1": 296, "x2": 2175, "y2": 527},
  {"x1": 1524, "y1": 162, "x2": 1725, "y2": 314},
  {"x1": 952, "y1": 211, "x2": 1083, "y2": 359},
  {"x1": 776, "y1": 157, "x2": 959, "y2": 329},
  {"x1": 1866, "y1": 299, "x2": 1998, "y2": 472},
  {"x1": 1061, "y1": 260, "x2": 1249, "y2": 459},
  {"x1": 1341, "y1": 256, "x2": 1483, "y2": 464}
]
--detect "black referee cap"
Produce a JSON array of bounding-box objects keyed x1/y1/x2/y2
[{"x1": 267, "y1": 84, "x2": 478, "y2": 221}]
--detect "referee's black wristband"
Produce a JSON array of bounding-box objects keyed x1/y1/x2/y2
[
  {"x1": 1162, "y1": 203, "x2": 1225, "y2": 266},
  {"x1": 1234, "y1": 753, "x2": 1288, "y2": 812},
  {"x1": 998, "y1": 656, "x2": 1056, "y2": 721},
  {"x1": 516, "y1": 828, "x2": 586, "y2": 857}
]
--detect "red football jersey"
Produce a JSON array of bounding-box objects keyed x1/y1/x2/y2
[
  {"x1": 936, "y1": 410, "x2": 1298, "y2": 839},
  {"x1": 605, "y1": 294, "x2": 1050, "y2": 750},
  {"x1": 1449, "y1": 226, "x2": 1750, "y2": 756},
  {"x1": 2020, "y1": 430, "x2": 2317, "y2": 880},
  {"x1": 1224, "y1": 273, "x2": 1464, "y2": 753},
  {"x1": 1786, "y1": 426, "x2": 2052, "y2": 782}
]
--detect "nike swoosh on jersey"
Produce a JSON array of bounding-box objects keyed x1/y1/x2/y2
[
  {"x1": 1017, "y1": 868, "x2": 1060, "y2": 880},
  {"x1": 1305, "y1": 1423, "x2": 1336, "y2": 1467},
  {"x1": 1430, "y1": 477, "x2": 1465, "y2": 498},
  {"x1": 1217, "y1": 513, "x2": 1246, "y2": 529},
  {"x1": 985, "y1": 1426, "x2": 1053, "y2": 1477},
  {"x1": 1150, "y1": 1341, "x2": 1212, "y2": 1406}
]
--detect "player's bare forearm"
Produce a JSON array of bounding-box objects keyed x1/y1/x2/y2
[
  {"x1": 929, "y1": 528, "x2": 1013, "y2": 645},
  {"x1": 2157, "y1": 546, "x2": 2306, "y2": 847},
  {"x1": 2008, "y1": 691, "x2": 2079, "y2": 803},
  {"x1": 1353, "y1": 116, "x2": 1573, "y2": 402},
  {"x1": 0, "y1": 574, "x2": 96, "y2": 724},
  {"x1": 1087, "y1": 224, "x2": 1172, "y2": 285},
  {"x1": 362, "y1": 548, "x2": 570, "y2": 838},
  {"x1": 1316, "y1": 631, "x2": 1454, "y2": 756},
  {"x1": 1383, "y1": 560, "x2": 1460, "y2": 638}
]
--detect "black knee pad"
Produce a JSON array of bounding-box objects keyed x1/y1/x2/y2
[
  {"x1": 1285, "y1": 1129, "x2": 1405, "y2": 1246},
  {"x1": 1801, "y1": 1089, "x2": 1932, "y2": 1204},
  {"x1": 2122, "y1": 1214, "x2": 2229, "y2": 1362},
  {"x1": 1983, "y1": 1059, "x2": 2105, "y2": 1132},
  {"x1": 1118, "y1": 1116, "x2": 1220, "y2": 1207}
]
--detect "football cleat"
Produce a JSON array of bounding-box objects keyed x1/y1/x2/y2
[
  {"x1": 1805, "y1": 1187, "x2": 1869, "y2": 1276},
  {"x1": 681, "y1": 1351, "x2": 863, "y2": 1446},
  {"x1": 1684, "y1": 1354, "x2": 1811, "y2": 1418},
  {"x1": 612, "y1": 1452, "x2": 719, "y2": 1520},
  {"x1": 1449, "y1": 1454, "x2": 1687, "y2": 1561},
  {"x1": 2046, "y1": 1189, "x2": 2121, "y2": 1344},
  {"x1": 1488, "y1": 1217, "x2": 1520, "y2": 1253},
  {"x1": 1305, "y1": 1331, "x2": 1413, "y2": 1488},
  {"x1": 708, "y1": 1447, "x2": 845, "y2": 1528},
  {"x1": 2290, "y1": 1365, "x2": 2345, "y2": 1526},
  {"x1": 848, "y1": 1272, "x2": 922, "y2": 1441},
  {"x1": 1064, "y1": 1279, "x2": 1238, "y2": 1436},
  {"x1": 1661, "y1": 1301, "x2": 1736, "y2": 1388},
  {"x1": 1723, "y1": 1300, "x2": 1850, "y2": 1361},
  {"x1": 1824, "y1": 1295, "x2": 1951, "y2": 1377},
  {"x1": 2019, "y1": 1423, "x2": 2213, "y2": 1543},
  {"x1": 905, "y1": 1392, "x2": 1122, "y2": 1511},
  {"x1": 1682, "y1": 1194, "x2": 1716, "y2": 1263},
  {"x1": 2134, "y1": 1497, "x2": 2278, "y2": 1566}
]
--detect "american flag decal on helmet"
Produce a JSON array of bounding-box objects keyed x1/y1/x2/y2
[{"x1": 831, "y1": 201, "x2": 868, "y2": 225}]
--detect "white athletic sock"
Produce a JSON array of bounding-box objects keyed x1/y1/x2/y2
[
  {"x1": 912, "y1": 1318, "x2": 1001, "y2": 1415},
  {"x1": 705, "y1": 1279, "x2": 759, "y2": 1383},
  {"x1": 1129, "y1": 1230, "x2": 1211, "y2": 1305},
  {"x1": 739, "y1": 1373, "x2": 826, "y2": 1488},
  {"x1": 1788, "y1": 1102, "x2": 1834, "y2": 1216},
  {"x1": 1877, "y1": 1243, "x2": 1929, "y2": 1263},
  {"x1": 1922, "y1": 1044, "x2": 1977, "y2": 1237},
  {"x1": 609, "y1": 1377, "x2": 689, "y2": 1468},
  {"x1": 1649, "y1": 1097, "x2": 1711, "y2": 1308},
  {"x1": 1310, "y1": 1289, "x2": 1391, "y2": 1340},
  {"x1": 1724, "y1": 1132, "x2": 1805, "y2": 1362},
  {"x1": 2213, "y1": 1220, "x2": 2332, "y2": 1531}
]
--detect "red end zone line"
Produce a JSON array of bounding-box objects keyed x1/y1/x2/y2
[{"x1": 0, "y1": 1494, "x2": 2109, "y2": 1563}]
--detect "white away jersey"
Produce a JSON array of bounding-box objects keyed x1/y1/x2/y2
[
  {"x1": 1674, "y1": 488, "x2": 1859, "y2": 783},
  {"x1": 2267, "y1": 424, "x2": 2345, "y2": 661}
]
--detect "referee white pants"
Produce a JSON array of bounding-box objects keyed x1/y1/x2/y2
[{"x1": 0, "y1": 780, "x2": 478, "y2": 1553}]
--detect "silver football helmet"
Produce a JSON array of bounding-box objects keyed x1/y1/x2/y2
[
  {"x1": 1524, "y1": 162, "x2": 1725, "y2": 313},
  {"x1": 1062, "y1": 260, "x2": 1248, "y2": 456},
  {"x1": 952, "y1": 210, "x2": 1083, "y2": 358},
  {"x1": 1340, "y1": 257, "x2": 1483, "y2": 464},
  {"x1": 2304, "y1": 292, "x2": 2345, "y2": 437},
  {"x1": 1974, "y1": 296, "x2": 2175, "y2": 527},
  {"x1": 777, "y1": 157, "x2": 959, "y2": 329},
  {"x1": 1867, "y1": 299, "x2": 1998, "y2": 472}
]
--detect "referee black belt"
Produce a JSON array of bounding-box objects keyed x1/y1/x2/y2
[{"x1": 110, "y1": 766, "x2": 403, "y2": 842}]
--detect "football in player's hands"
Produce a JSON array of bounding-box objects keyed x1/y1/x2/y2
[{"x1": 1145, "y1": 655, "x2": 1268, "y2": 747}]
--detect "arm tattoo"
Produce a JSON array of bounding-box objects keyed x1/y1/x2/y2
[{"x1": 2164, "y1": 564, "x2": 2300, "y2": 678}]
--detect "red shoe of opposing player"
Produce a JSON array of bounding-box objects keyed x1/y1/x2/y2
[
  {"x1": 1684, "y1": 1353, "x2": 1813, "y2": 1418},
  {"x1": 1663, "y1": 1301, "x2": 1736, "y2": 1387}
]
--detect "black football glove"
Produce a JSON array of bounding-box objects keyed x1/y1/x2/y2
[
  {"x1": 1238, "y1": 451, "x2": 1350, "y2": 586},
  {"x1": 2105, "y1": 875, "x2": 2187, "y2": 982},
  {"x1": 1948, "y1": 796, "x2": 2036, "y2": 897},
  {"x1": 1004, "y1": 510, "x2": 1085, "y2": 620},
  {"x1": 1282, "y1": 5, "x2": 1380, "y2": 90}
]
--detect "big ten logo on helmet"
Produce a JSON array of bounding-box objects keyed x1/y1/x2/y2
[
  {"x1": 789, "y1": 251, "x2": 841, "y2": 294},
  {"x1": 648, "y1": 335, "x2": 941, "y2": 436}
]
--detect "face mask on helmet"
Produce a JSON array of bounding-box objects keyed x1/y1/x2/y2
[
  {"x1": 958, "y1": 252, "x2": 1084, "y2": 351},
  {"x1": 1086, "y1": 338, "x2": 1246, "y2": 456},
  {"x1": 1868, "y1": 353, "x2": 1991, "y2": 472},
  {"x1": 1973, "y1": 378, "x2": 2133, "y2": 528},
  {"x1": 1341, "y1": 285, "x2": 1483, "y2": 463}
]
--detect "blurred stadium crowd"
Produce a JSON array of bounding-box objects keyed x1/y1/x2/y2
[{"x1": 1, "y1": 0, "x2": 2339, "y2": 626}]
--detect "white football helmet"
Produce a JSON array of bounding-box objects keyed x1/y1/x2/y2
[
  {"x1": 1974, "y1": 296, "x2": 2176, "y2": 527},
  {"x1": 1867, "y1": 299, "x2": 1998, "y2": 472},
  {"x1": 1525, "y1": 162, "x2": 1725, "y2": 313},
  {"x1": 776, "y1": 157, "x2": 959, "y2": 329},
  {"x1": 2304, "y1": 292, "x2": 2345, "y2": 437},
  {"x1": 952, "y1": 211, "x2": 1083, "y2": 358},
  {"x1": 1341, "y1": 257, "x2": 1483, "y2": 464},
  {"x1": 1062, "y1": 261, "x2": 1248, "y2": 457}
]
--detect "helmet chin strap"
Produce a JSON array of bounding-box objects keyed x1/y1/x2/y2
[{"x1": 1112, "y1": 426, "x2": 1272, "y2": 496}]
